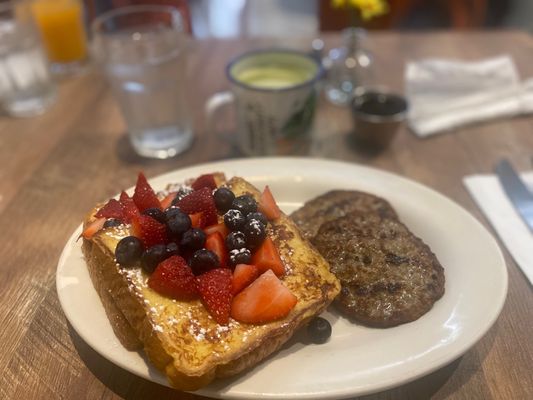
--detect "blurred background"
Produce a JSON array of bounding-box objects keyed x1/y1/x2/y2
[{"x1": 84, "y1": 0, "x2": 533, "y2": 38}]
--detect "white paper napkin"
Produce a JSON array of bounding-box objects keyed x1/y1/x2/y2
[
  {"x1": 406, "y1": 55, "x2": 533, "y2": 137},
  {"x1": 464, "y1": 172, "x2": 533, "y2": 284}
]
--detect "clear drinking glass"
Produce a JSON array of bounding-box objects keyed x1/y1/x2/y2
[
  {"x1": 0, "y1": 2, "x2": 56, "y2": 117},
  {"x1": 92, "y1": 5, "x2": 192, "y2": 159}
]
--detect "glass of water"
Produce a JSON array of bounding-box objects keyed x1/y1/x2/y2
[
  {"x1": 92, "y1": 5, "x2": 193, "y2": 159},
  {"x1": 0, "y1": 2, "x2": 56, "y2": 118}
]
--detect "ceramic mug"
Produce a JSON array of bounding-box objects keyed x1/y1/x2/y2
[{"x1": 206, "y1": 49, "x2": 323, "y2": 156}]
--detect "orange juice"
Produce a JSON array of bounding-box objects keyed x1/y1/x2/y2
[{"x1": 31, "y1": 0, "x2": 87, "y2": 64}]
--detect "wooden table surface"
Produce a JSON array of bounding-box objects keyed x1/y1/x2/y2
[{"x1": 1, "y1": 31, "x2": 532, "y2": 400}]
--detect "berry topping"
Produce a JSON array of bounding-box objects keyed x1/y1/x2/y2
[
  {"x1": 82, "y1": 217, "x2": 106, "y2": 239},
  {"x1": 171, "y1": 187, "x2": 194, "y2": 207},
  {"x1": 258, "y1": 186, "x2": 281, "y2": 220},
  {"x1": 165, "y1": 207, "x2": 183, "y2": 221},
  {"x1": 246, "y1": 211, "x2": 268, "y2": 226},
  {"x1": 119, "y1": 191, "x2": 140, "y2": 223},
  {"x1": 204, "y1": 222, "x2": 230, "y2": 238},
  {"x1": 232, "y1": 263, "x2": 259, "y2": 295},
  {"x1": 180, "y1": 228, "x2": 206, "y2": 251},
  {"x1": 190, "y1": 249, "x2": 220, "y2": 274},
  {"x1": 131, "y1": 214, "x2": 168, "y2": 248},
  {"x1": 230, "y1": 270, "x2": 297, "y2": 324},
  {"x1": 166, "y1": 211, "x2": 192, "y2": 238},
  {"x1": 224, "y1": 209, "x2": 246, "y2": 231},
  {"x1": 197, "y1": 268, "x2": 233, "y2": 324},
  {"x1": 225, "y1": 231, "x2": 246, "y2": 251},
  {"x1": 160, "y1": 191, "x2": 178, "y2": 210},
  {"x1": 166, "y1": 242, "x2": 180, "y2": 257},
  {"x1": 175, "y1": 187, "x2": 218, "y2": 226},
  {"x1": 205, "y1": 232, "x2": 228, "y2": 267},
  {"x1": 115, "y1": 236, "x2": 143, "y2": 266},
  {"x1": 191, "y1": 173, "x2": 217, "y2": 191},
  {"x1": 307, "y1": 317, "x2": 332, "y2": 344},
  {"x1": 141, "y1": 244, "x2": 167, "y2": 273},
  {"x1": 213, "y1": 187, "x2": 235, "y2": 213},
  {"x1": 251, "y1": 237, "x2": 285, "y2": 277},
  {"x1": 95, "y1": 199, "x2": 124, "y2": 219},
  {"x1": 232, "y1": 194, "x2": 258, "y2": 215},
  {"x1": 148, "y1": 255, "x2": 199, "y2": 300},
  {"x1": 142, "y1": 207, "x2": 166, "y2": 224},
  {"x1": 229, "y1": 248, "x2": 252, "y2": 266},
  {"x1": 243, "y1": 218, "x2": 266, "y2": 248},
  {"x1": 189, "y1": 212, "x2": 207, "y2": 229},
  {"x1": 103, "y1": 218, "x2": 123, "y2": 229},
  {"x1": 132, "y1": 172, "x2": 161, "y2": 212}
]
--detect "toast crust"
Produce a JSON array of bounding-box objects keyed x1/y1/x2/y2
[{"x1": 82, "y1": 177, "x2": 340, "y2": 390}]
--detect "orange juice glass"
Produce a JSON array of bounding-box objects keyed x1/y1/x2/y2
[{"x1": 31, "y1": 0, "x2": 87, "y2": 74}]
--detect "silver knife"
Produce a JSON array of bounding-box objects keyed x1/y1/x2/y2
[{"x1": 494, "y1": 159, "x2": 533, "y2": 232}]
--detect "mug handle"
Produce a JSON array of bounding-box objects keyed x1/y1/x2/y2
[{"x1": 205, "y1": 91, "x2": 235, "y2": 135}]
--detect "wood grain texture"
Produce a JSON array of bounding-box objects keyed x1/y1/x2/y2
[{"x1": 1, "y1": 32, "x2": 532, "y2": 399}]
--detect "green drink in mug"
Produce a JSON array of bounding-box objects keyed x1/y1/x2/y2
[{"x1": 206, "y1": 50, "x2": 323, "y2": 155}]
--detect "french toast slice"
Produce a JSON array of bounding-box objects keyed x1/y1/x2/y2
[{"x1": 82, "y1": 176, "x2": 340, "y2": 390}]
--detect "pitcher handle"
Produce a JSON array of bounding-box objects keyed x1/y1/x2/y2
[{"x1": 205, "y1": 91, "x2": 234, "y2": 135}]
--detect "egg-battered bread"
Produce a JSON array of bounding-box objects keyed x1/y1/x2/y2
[{"x1": 82, "y1": 177, "x2": 340, "y2": 390}]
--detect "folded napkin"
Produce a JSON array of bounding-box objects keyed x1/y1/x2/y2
[
  {"x1": 464, "y1": 172, "x2": 533, "y2": 285},
  {"x1": 406, "y1": 55, "x2": 533, "y2": 137}
]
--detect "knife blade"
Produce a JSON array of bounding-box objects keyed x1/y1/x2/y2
[{"x1": 494, "y1": 159, "x2": 533, "y2": 232}]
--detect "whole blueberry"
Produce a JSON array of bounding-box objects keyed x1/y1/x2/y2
[
  {"x1": 307, "y1": 317, "x2": 332, "y2": 344},
  {"x1": 246, "y1": 211, "x2": 268, "y2": 226},
  {"x1": 166, "y1": 242, "x2": 180, "y2": 257},
  {"x1": 232, "y1": 194, "x2": 257, "y2": 215},
  {"x1": 165, "y1": 207, "x2": 184, "y2": 221},
  {"x1": 142, "y1": 207, "x2": 166, "y2": 224},
  {"x1": 224, "y1": 209, "x2": 246, "y2": 231},
  {"x1": 213, "y1": 187, "x2": 235, "y2": 213},
  {"x1": 180, "y1": 228, "x2": 206, "y2": 251},
  {"x1": 225, "y1": 231, "x2": 247, "y2": 251},
  {"x1": 167, "y1": 211, "x2": 192, "y2": 238},
  {"x1": 115, "y1": 236, "x2": 143, "y2": 266},
  {"x1": 190, "y1": 249, "x2": 220, "y2": 274},
  {"x1": 141, "y1": 244, "x2": 167, "y2": 273},
  {"x1": 229, "y1": 248, "x2": 252, "y2": 266},
  {"x1": 243, "y1": 219, "x2": 266, "y2": 248}
]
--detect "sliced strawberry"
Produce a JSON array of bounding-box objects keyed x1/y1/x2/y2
[
  {"x1": 232, "y1": 264, "x2": 260, "y2": 295},
  {"x1": 132, "y1": 172, "x2": 161, "y2": 212},
  {"x1": 95, "y1": 198, "x2": 124, "y2": 219},
  {"x1": 176, "y1": 187, "x2": 218, "y2": 226},
  {"x1": 197, "y1": 268, "x2": 233, "y2": 324},
  {"x1": 160, "y1": 191, "x2": 178, "y2": 210},
  {"x1": 131, "y1": 214, "x2": 168, "y2": 247},
  {"x1": 119, "y1": 191, "x2": 140, "y2": 223},
  {"x1": 189, "y1": 212, "x2": 206, "y2": 229},
  {"x1": 231, "y1": 270, "x2": 297, "y2": 324},
  {"x1": 204, "y1": 222, "x2": 229, "y2": 238},
  {"x1": 205, "y1": 232, "x2": 228, "y2": 267},
  {"x1": 191, "y1": 174, "x2": 217, "y2": 191},
  {"x1": 81, "y1": 217, "x2": 106, "y2": 239},
  {"x1": 258, "y1": 185, "x2": 281, "y2": 220},
  {"x1": 148, "y1": 256, "x2": 199, "y2": 300},
  {"x1": 250, "y1": 237, "x2": 285, "y2": 277}
]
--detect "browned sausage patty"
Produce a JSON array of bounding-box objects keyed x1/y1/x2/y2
[
  {"x1": 290, "y1": 190, "x2": 398, "y2": 240},
  {"x1": 311, "y1": 212, "x2": 445, "y2": 327}
]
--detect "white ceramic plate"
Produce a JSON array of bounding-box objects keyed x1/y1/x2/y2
[{"x1": 56, "y1": 157, "x2": 507, "y2": 399}]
